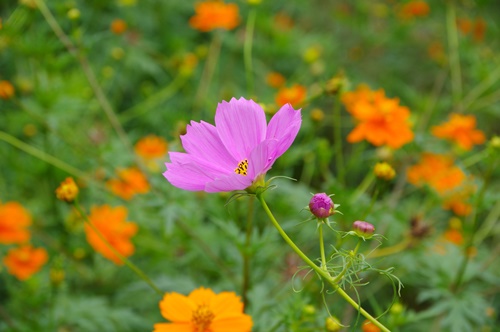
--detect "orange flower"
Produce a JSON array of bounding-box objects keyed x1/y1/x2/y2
[
  {"x1": 0, "y1": 80, "x2": 15, "y2": 99},
  {"x1": 341, "y1": 85, "x2": 414, "y2": 149},
  {"x1": 407, "y1": 153, "x2": 465, "y2": 194},
  {"x1": 442, "y1": 184, "x2": 474, "y2": 216},
  {"x1": 111, "y1": 19, "x2": 127, "y2": 34},
  {"x1": 154, "y1": 287, "x2": 253, "y2": 332},
  {"x1": 473, "y1": 18, "x2": 486, "y2": 42},
  {"x1": 3, "y1": 245, "x2": 48, "y2": 280},
  {"x1": 444, "y1": 229, "x2": 464, "y2": 245},
  {"x1": 85, "y1": 205, "x2": 138, "y2": 264},
  {"x1": 266, "y1": 72, "x2": 286, "y2": 88},
  {"x1": 0, "y1": 202, "x2": 31, "y2": 244},
  {"x1": 275, "y1": 84, "x2": 307, "y2": 107},
  {"x1": 189, "y1": 1, "x2": 240, "y2": 32},
  {"x1": 432, "y1": 113, "x2": 485, "y2": 150},
  {"x1": 106, "y1": 167, "x2": 150, "y2": 200},
  {"x1": 457, "y1": 18, "x2": 472, "y2": 35},
  {"x1": 398, "y1": 1, "x2": 430, "y2": 20},
  {"x1": 134, "y1": 135, "x2": 168, "y2": 160},
  {"x1": 55, "y1": 177, "x2": 79, "y2": 203},
  {"x1": 361, "y1": 320, "x2": 381, "y2": 332}
]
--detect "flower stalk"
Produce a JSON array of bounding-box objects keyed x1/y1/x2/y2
[{"x1": 257, "y1": 193, "x2": 390, "y2": 332}]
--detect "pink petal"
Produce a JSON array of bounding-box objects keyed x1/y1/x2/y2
[
  {"x1": 181, "y1": 120, "x2": 237, "y2": 173},
  {"x1": 215, "y1": 98, "x2": 267, "y2": 161},
  {"x1": 246, "y1": 139, "x2": 278, "y2": 179},
  {"x1": 266, "y1": 103, "x2": 302, "y2": 158},
  {"x1": 205, "y1": 173, "x2": 253, "y2": 193}
]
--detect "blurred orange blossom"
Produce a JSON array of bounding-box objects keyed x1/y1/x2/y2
[
  {"x1": 432, "y1": 113, "x2": 485, "y2": 150},
  {"x1": 189, "y1": 1, "x2": 240, "y2": 32},
  {"x1": 85, "y1": 205, "x2": 138, "y2": 265},
  {"x1": 3, "y1": 245, "x2": 48, "y2": 280},
  {"x1": 0, "y1": 202, "x2": 31, "y2": 244},
  {"x1": 341, "y1": 85, "x2": 414, "y2": 149}
]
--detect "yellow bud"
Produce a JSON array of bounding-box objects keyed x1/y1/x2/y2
[
  {"x1": 310, "y1": 108, "x2": 325, "y2": 122},
  {"x1": 111, "y1": 47, "x2": 125, "y2": 60},
  {"x1": 325, "y1": 316, "x2": 341, "y2": 332},
  {"x1": 448, "y1": 217, "x2": 462, "y2": 230},
  {"x1": 390, "y1": 302, "x2": 404, "y2": 315},
  {"x1": 303, "y1": 45, "x2": 322, "y2": 63},
  {"x1": 374, "y1": 162, "x2": 396, "y2": 180},
  {"x1": 73, "y1": 248, "x2": 86, "y2": 260},
  {"x1": 489, "y1": 136, "x2": 500, "y2": 149},
  {"x1": 303, "y1": 305, "x2": 315, "y2": 315},
  {"x1": 55, "y1": 177, "x2": 79, "y2": 203},
  {"x1": 67, "y1": 8, "x2": 81, "y2": 20}
]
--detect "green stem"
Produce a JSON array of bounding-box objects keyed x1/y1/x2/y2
[
  {"x1": 257, "y1": 194, "x2": 390, "y2": 332},
  {"x1": 0, "y1": 131, "x2": 88, "y2": 180},
  {"x1": 318, "y1": 223, "x2": 328, "y2": 272},
  {"x1": 194, "y1": 32, "x2": 222, "y2": 115},
  {"x1": 244, "y1": 9, "x2": 257, "y2": 96},
  {"x1": 73, "y1": 201, "x2": 163, "y2": 296},
  {"x1": 351, "y1": 172, "x2": 375, "y2": 202},
  {"x1": 34, "y1": 0, "x2": 133, "y2": 153},
  {"x1": 333, "y1": 97, "x2": 345, "y2": 185},
  {"x1": 242, "y1": 196, "x2": 255, "y2": 309},
  {"x1": 446, "y1": 1, "x2": 463, "y2": 112}
]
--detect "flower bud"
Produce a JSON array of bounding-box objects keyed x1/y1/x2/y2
[
  {"x1": 309, "y1": 193, "x2": 334, "y2": 219},
  {"x1": 325, "y1": 316, "x2": 341, "y2": 331},
  {"x1": 55, "y1": 177, "x2": 79, "y2": 203},
  {"x1": 352, "y1": 220, "x2": 375, "y2": 239},
  {"x1": 374, "y1": 162, "x2": 396, "y2": 180}
]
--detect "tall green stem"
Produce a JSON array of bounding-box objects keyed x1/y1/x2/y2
[
  {"x1": 242, "y1": 197, "x2": 255, "y2": 309},
  {"x1": 333, "y1": 98, "x2": 345, "y2": 185},
  {"x1": 257, "y1": 194, "x2": 390, "y2": 332},
  {"x1": 318, "y1": 223, "x2": 328, "y2": 272},
  {"x1": 446, "y1": 1, "x2": 463, "y2": 112},
  {"x1": 73, "y1": 201, "x2": 163, "y2": 296},
  {"x1": 244, "y1": 9, "x2": 257, "y2": 96}
]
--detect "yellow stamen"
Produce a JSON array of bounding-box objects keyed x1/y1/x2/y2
[
  {"x1": 192, "y1": 304, "x2": 214, "y2": 332},
  {"x1": 235, "y1": 159, "x2": 248, "y2": 176}
]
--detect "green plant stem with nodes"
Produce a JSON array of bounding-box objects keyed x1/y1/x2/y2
[
  {"x1": 244, "y1": 9, "x2": 257, "y2": 96},
  {"x1": 34, "y1": 0, "x2": 133, "y2": 154},
  {"x1": 73, "y1": 201, "x2": 163, "y2": 296},
  {"x1": 257, "y1": 193, "x2": 390, "y2": 332},
  {"x1": 318, "y1": 223, "x2": 328, "y2": 272}
]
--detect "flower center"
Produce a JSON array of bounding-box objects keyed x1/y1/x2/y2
[
  {"x1": 234, "y1": 159, "x2": 248, "y2": 176},
  {"x1": 191, "y1": 304, "x2": 215, "y2": 332}
]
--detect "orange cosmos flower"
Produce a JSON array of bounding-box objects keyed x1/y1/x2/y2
[
  {"x1": 110, "y1": 19, "x2": 127, "y2": 35},
  {"x1": 341, "y1": 85, "x2": 414, "y2": 149},
  {"x1": 3, "y1": 245, "x2": 48, "y2": 280},
  {"x1": 275, "y1": 84, "x2": 307, "y2": 107},
  {"x1": 189, "y1": 1, "x2": 240, "y2": 32},
  {"x1": 407, "y1": 153, "x2": 465, "y2": 194},
  {"x1": 106, "y1": 167, "x2": 150, "y2": 200},
  {"x1": 0, "y1": 202, "x2": 31, "y2": 244},
  {"x1": 154, "y1": 287, "x2": 253, "y2": 332},
  {"x1": 134, "y1": 135, "x2": 168, "y2": 160},
  {"x1": 398, "y1": 1, "x2": 430, "y2": 20},
  {"x1": 266, "y1": 72, "x2": 286, "y2": 88},
  {"x1": 0, "y1": 80, "x2": 15, "y2": 99},
  {"x1": 85, "y1": 205, "x2": 138, "y2": 265},
  {"x1": 432, "y1": 113, "x2": 485, "y2": 151},
  {"x1": 441, "y1": 184, "x2": 475, "y2": 216}
]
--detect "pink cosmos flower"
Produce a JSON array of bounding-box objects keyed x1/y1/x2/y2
[{"x1": 163, "y1": 97, "x2": 302, "y2": 192}]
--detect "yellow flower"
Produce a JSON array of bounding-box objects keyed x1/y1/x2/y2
[
  {"x1": 374, "y1": 162, "x2": 396, "y2": 180},
  {"x1": 55, "y1": 177, "x2": 79, "y2": 203},
  {"x1": 154, "y1": 287, "x2": 253, "y2": 332},
  {"x1": 432, "y1": 113, "x2": 486, "y2": 151}
]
